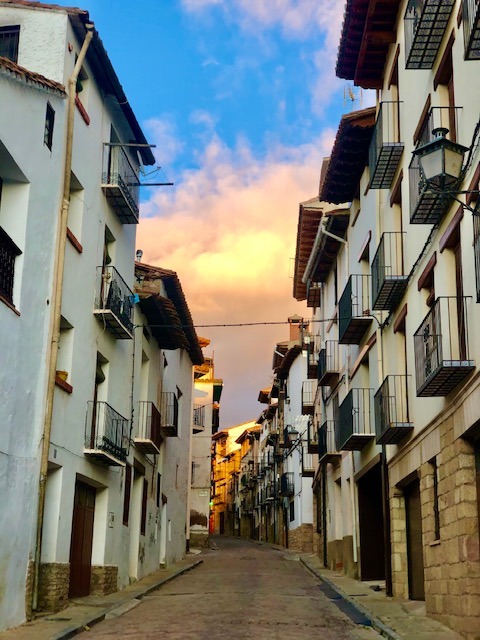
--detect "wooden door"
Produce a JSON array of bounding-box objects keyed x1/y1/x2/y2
[
  {"x1": 69, "y1": 482, "x2": 96, "y2": 598},
  {"x1": 358, "y1": 464, "x2": 385, "y2": 581},
  {"x1": 405, "y1": 478, "x2": 425, "y2": 600}
]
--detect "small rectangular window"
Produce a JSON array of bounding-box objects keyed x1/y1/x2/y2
[
  {"x1": 123, "y1": 464, "x2": 132, "y2": 526},
  {"x1": 44, "y1": 103, "x2": 55, "y2": 150},
  {"x1": 140, "y1": 478, "x2": 148, "y2": 535},
  {"x1": 289, "y1": 500, "x2": 295, "y2": 522},
  {"x1": 430, "y1": 457, "x2": 440, "y2": 540},
  {"x1": 0, "y1": 225, "x2": 22, "y2": 305},
  {"x1": 0, "y1": 26, "x2": 20, "y2": 63}
]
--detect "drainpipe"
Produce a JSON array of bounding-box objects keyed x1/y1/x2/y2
[{"x1": 32, "y1": 24, "x2": 95, "y2": 612}]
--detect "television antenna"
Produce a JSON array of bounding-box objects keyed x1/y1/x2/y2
[{"x1": 343, "y1": 83, "x2": 363, "y2": 112}]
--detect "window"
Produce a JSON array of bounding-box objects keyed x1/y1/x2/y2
[
  {"x1": 430, "y1": 458, "x2": 440, "y2": 540},
  {"x1": 0, "y1": 225, "x2": 22, "y2": 305},
  {"x1": 123, "y1": 464, "x2": 132, "y2": 526},
  {"x1": 156, "y1": 473, "x2": 161, "y2": 509},
  {"x1": 289, "y1": 500, "x2": 295, "y2": 522},
  {"x1": 44, "y1": 103, "x2": 55, "y2": 150},
  {"x1": 0, "y1": 25, "x2": 20, "y2": 62}
]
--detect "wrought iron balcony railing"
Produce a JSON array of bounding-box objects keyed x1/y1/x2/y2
[
  {"x1": 318, "y1": 340, "x2": 339, "y2": 387},
  {"x1": 414, "y1": 297, "x2": 475, "y2": 396},
  {"x1": 372, "y1": 232, "x2": 408, "y2": 311},
  {"x1": 0, "y1": 226, "x2": 21, "y2": 305},
  {"x1": 193, "y1": 403, "x2": 205, "y2": 433},
  {"x1": 318, "y1": 421, "x2": 341, "y2": 463},
  {"x1": 338, "y1": 275, "x2": 372, "y2": 344},
  {"x1": 279, "y1": 472, "x2": 294, "y2": 497},
  {"x1": 135, "y1": 401, "x2": 162, "y2": 454},
  {"x1": 369, "y1": 101, "x2": 403, "y2": 189},
  {"x1": 85, "y1": 401, "x2": 129, "y2": 465},
  {"x1": 405, "y1": 0, "x2": 455, "y2": 69},
  {"x1": 336, "y1": 388, "x2": 375, "y2": 451},
  {"x1": 463, "y1": 0, "x2": 480, "y2": 59},
  {"x1": 307, "y1": 333, "x2": 321, "y2": 379},
  {"x1": 374, "y1": 376, "x2": 414, "y2": 445},
  {"x1": 94, "y1": 266, "x2": 134, "y2": 339},
  {"x1": 160, "y1": 391, "x2": 179, "y2": 436},
  {"x1": 302, "y1": 379, "x2": 316, "y2": 415},
  {"x1": 101, "y1": 143, "x2": 140, "y2": 224},
  {"x1": 306, "y1": 280, "x2": 322, "y2": 308}
]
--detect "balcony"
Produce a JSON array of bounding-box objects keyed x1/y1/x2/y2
[
  {"x1": 318, "y1": 340, "x2": 339, "y2": 387},
  {"x1": 279, "y1": 472, "x2": 294, "y2": 497},
  {"x1": 160, "y1": 391, "x2": 179, "y2": 436},
  {"x1": 84, "y1": 401, "x2": 129, "y2": 466},
  {"x1": 101, "y1": 144, "x2": 140, "y2": 224},
  {"x1": 135, "y1": 401, "x2": 163, "y2": 454},
  {"x1": 0, "y1": 226, "x2": 21, "y2": 305},
  {"x1": 307, "y1": 334, "x2": 321, "y2": 379},
  {"x1": 301, "y1": 449, "x2": 315, "y2": 477},
  {"x1": 405, "y1": 0, "x2": 455, "y2": 70},
  {"x1": 463, "y1": 0, "x2": 480, "y2": 59},
  {"x1": 94, "y1": 266, "x2": 134, "y2": 339},
  {"x1": 318, "y1": 421, "x2": 341, "y2": 464},
  {"x1": 337, "y1": 389, "x2": 375, "y2": 451},
  {"x1": 414, "y1": 297, "x2": 475, "y2": 396},
  {"x1": 372, "y1": 233, "x2": 408, "y2": 311},
  {"x1": 338, "y1": 275, "x2": 372, "y2": 344},
  {"x1": 302, "y1": 380, "x2": 316, "y2": 415},
  {"x1": 264, "y1": 483, "x2": 277, "y2": 503},
  {"x1": 374, "y1": 376, "x2": 414, "y2": 445},
  {"x1": 369, "y1": 101, "x2": 404, "y2": 189},
  {"x1": 193, "y1": 403, "x2": 205, "y2": 434},
  {"x1": 307, "y1": 280, "x2": 322, "y2": 308}
]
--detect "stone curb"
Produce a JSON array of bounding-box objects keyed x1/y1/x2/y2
[
  {"x1": 299, "y1": 557, "x2": 401, "y2": 640},
  {"x1": 50, "y1": 559, "x2": 203, "y2": 640}
]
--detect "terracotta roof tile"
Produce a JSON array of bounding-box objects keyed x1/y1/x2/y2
[{"x1": 0, "y1": 56, "x2": 66, "y2": 94}]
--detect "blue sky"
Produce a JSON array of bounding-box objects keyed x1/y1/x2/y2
[{"x1": 56, "y1": 0, "x2": 357, "y2": 427}]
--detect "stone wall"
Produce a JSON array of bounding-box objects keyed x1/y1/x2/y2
[
  {"x1": 288, "y1": 523, "x2": 313, "y2": 553},
  {"x1": 390, "y1": 490, "x2": 408, "y2": 599},
  {"x1": 189, "y1": 532, "x2": 210, "y2": 548},
  {"x1": 37, "y1": 563, "x2": 69, "y2": 612},
  {"x1": 90, "y1": 565, "x2": 118, "y2": 596},
  {"x1": 422, "y1": 419, "x2": 480, "y2": 640},
  {"x1": 25, "y1": 559, "x2": 34, "y2": 621}
]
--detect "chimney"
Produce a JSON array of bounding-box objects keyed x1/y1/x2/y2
[{"x1": 288, "y1": 315, "x2": 306, "y2": 343}]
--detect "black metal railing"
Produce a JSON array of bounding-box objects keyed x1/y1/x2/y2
[
  {"x1": 318, "y1": 421, "x2": 338, "y2": 459},
  {"x1": 414, "y1": 297, "x2": 475, "y2": 396},
  {"x1": 0, "y1": 226, "x2": 21, "y2": 304},
  {"x1": 405, "y1": 0, "x2": 455, "y2": 69},
  {"x1": 318, "y1": 340, "x2": 339, "y2": 385},
  {"x1": 193, "y1": 403, "x2": 205, "y2": 430},
  {"x1": 374, "y1": 376, "x2": 414, "y2": 445},
  {"x1": 160, "y1": 391, "x2": 179, "y2": 435},
  {"x1": 369, "y1": 101, "x2": 403, "y2": 189},
  {"x1": 102, "y1": 144, "x2": 140, "y2": 223},
  {"x1": 338, "y1": 275, "x2": 372, "y2": 344},
  {"x1": 85, "y1": 401, "x2": 129, "y2": 464},
  {"x1": 463, "y1": 0, "x2": 480, "y2": 59},
  {"x1": 95, "y1": 266, "x2": 134, "y2": 335},
  {"x1": 280, "y1": 472, "x2": 294, "y2": 496},
  {"x1": 336, "y1": 388, "x2": 374, "y2": 451},
  {"x1": 371, "y1": 232, "x2": 408, "y2": 310},
  {"x1": 136, "y1": 400, "x2": 162, "y2": 450}
]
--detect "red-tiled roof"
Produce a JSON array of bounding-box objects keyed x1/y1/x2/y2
[
  {"x1": 319, "y1": 107, "x2": 376, "y2": 204},
  {"x1": 274, "y1": 345, "x2": 302, "y2": 380},
  {"x1": 0, "y1": 55, "x2": 66, "y2": 94},
  {"x1": 292, "y1": 198, "x2": 323, "y2": 301},
  {"x1": 336, "y1": 0, "x2": 399, "y2": 89}
]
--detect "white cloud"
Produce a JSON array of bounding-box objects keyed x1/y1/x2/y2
[{"x1": 144, "y1": 116, "x2": 185, "y2": 168}]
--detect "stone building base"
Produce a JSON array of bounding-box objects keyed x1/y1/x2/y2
[
  {"x1": 288, "y1": 524, "x2": 313, "y2": 553},
  {"x1": 37, "y1": 562, "x2": 70, "y2": 612},
  {"x1": 90, "y1": 565, "x2": 118, "y2": 595},
  {"x1": 189, "y1": 531, "x2": 210, "y2": 548}
]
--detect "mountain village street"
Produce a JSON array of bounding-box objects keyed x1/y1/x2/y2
[{"x1": 75, "y1": 536, "x2": 381, "y2": 640}]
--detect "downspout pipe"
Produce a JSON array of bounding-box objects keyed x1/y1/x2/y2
[{"x1": 32, "y1": 23, "x2": 95, "y2": 613}]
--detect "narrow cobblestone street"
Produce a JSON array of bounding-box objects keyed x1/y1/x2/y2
[{"x1": 77, "y1": 537, "x2": 381, "y2": 640}]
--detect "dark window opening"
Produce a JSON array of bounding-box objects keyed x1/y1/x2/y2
[
  {"x1": 0, "y1": 225, "x2": 22, "y2": 305},
  {"x1": 289, "y1": 500, "x2": 295, "y2": 522},
  {"x1": 140, "y1": 478, "x2": 148, "y2": 536},
  {"x1": 123, "y1": 464, "x2": 132, "y2": 526},
  {"x1": 156, "y1": 473, "x2": 161, "y2": 509},
  {"x1": 0, "y1": 25, "x2": 20, "y2": 62},
  {"x1": 430, "y1": 458, "x2": 440, "y2": 540},
  {"x1": 44, "y1": 103, "x2": 55, "y2": 150}
]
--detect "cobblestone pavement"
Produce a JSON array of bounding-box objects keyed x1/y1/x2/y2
[{"x1": 78, "y1": 536, "x2": 381, "y2": 640}]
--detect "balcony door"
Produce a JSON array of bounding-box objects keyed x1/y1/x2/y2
[{"x1": 454, "y1": 239, "x2": 467, "y2": 360}]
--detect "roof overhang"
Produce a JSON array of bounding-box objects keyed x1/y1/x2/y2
[
  {"x1": 275, "y1": 344, "x2": 302, "y2": 380},
  {"x1": 320, "y1": 107, "x2": 376, "y2": 204},
  {"x1": 336, "y1": 0, "x2": 399, "y2": 90}
]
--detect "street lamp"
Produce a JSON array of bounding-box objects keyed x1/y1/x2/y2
[{"x1": 412, "y1": 126, "x2": 479, "y2": 214}]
